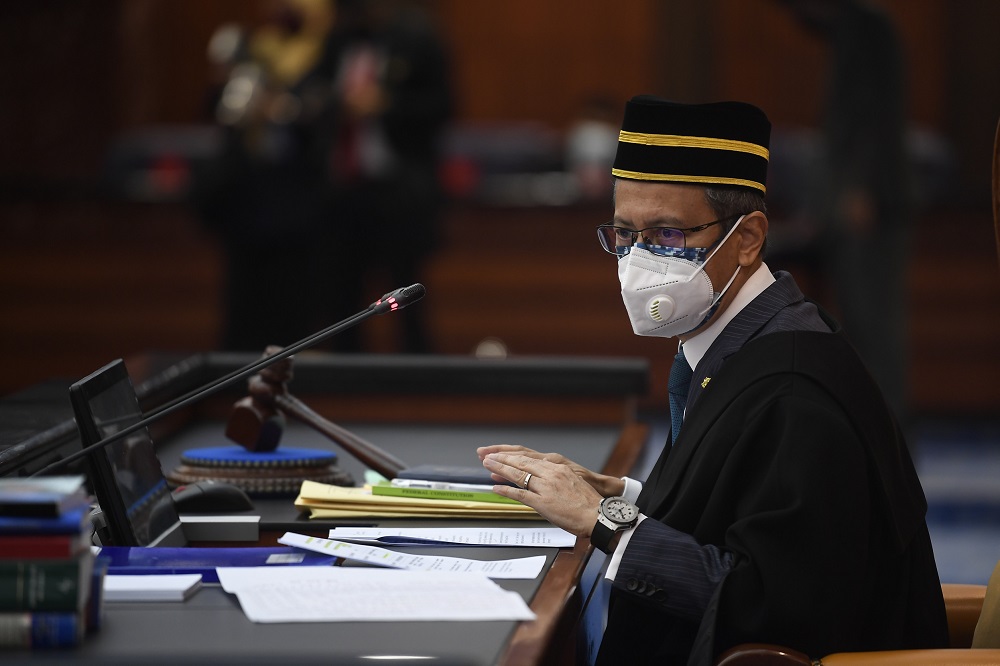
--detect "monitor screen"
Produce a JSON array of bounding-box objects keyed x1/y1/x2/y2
[{"x1": 69, "y1": 359, "x2": 182, "y2": 546}]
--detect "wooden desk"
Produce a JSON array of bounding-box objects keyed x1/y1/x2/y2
[{"x1": 1, "y1": 352, "x2": 649, "y2": 665}]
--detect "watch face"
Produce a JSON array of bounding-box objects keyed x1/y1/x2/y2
[{"x1": 603, "y1": 497, "x2": 638, "y2": 524}]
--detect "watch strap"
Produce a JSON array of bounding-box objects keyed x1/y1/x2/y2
[{"x1": 591, "y1": 516, "x2": 618, "y2": 554}]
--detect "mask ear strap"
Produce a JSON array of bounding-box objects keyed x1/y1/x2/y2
[
  {"x1": 694, "y1": 265, "x2": 742, "y2": 324},
  {"x1": 690, "y1": 214, "x2": 745, "y2": 278},
  {"x1": 694, "y1": 215, "x2": 747, "y2": 319},
  {"x1": 701, "y1": 265, "x2": 741, "y2": 315}
]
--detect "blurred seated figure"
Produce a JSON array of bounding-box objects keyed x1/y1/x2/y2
[{"x1": 565, "y1": 94, "x2": 620, "y2": 202}]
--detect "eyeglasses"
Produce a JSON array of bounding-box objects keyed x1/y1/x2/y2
[{"x1": 596, "y1": 215, "x2": 742, "y2": 257}]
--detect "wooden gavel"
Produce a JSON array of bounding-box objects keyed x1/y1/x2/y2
[{"x1": 225, "y1": 346, "x2": 408, "y2": 479}]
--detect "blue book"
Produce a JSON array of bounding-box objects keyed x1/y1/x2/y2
[
  {"x1": 97, "y1": 546, "x2": 338, "y2": 584},
  {"x1": 0, "y1": 476, "x2": 89, "y2": 518},
  {"x1": 87, "y1": 557, "x2": 109, "y2": 633},
  {"x1": 0, "y1": 507, "x2": 91, "y2": 536},
  {"x1": 0, "y1": 611, "x2": 84, "y2": 649}
]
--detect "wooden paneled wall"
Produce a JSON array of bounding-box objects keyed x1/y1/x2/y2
[
  {"x1": 2, "y1": 197, "x2": 997, "y2": 416},
  {"x1": 1, "y1": 0, "x2": 998, "y2": 417},
  {"x1": 2, "y1": 1, "x2": 994, "y2": 184}
]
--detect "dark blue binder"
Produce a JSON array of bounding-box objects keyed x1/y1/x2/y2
[
  {"x1": 97, "y1": 546, "x2": 338, "y2": 583},
  {"x1": 397, "y1": 464, "x2": 515, "y2": 486}
]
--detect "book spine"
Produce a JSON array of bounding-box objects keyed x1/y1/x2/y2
[
  {"x1": 86, "y1": 557, "x2": 109, "y2": 634},
  {"x1": 371, "y1": 485, "x2": 522, "y2": 505},
  {"x1": 0, "y1": 611, "x2": 84, "y2": 648},
  {"x1": 0, "y1": 508, "x2": 90, "y2": 536},
  {"x1": 0, "y1": 555, "x2": 90, "y2": 612},
  {"x1": 0, "y1": 494, "x2": 89, "y2": 518},
  {"x1": 0, "y1": 533, "x2": 87, "y2": 559}
]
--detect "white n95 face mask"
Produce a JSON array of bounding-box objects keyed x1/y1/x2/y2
[{"x1": 617, "y1": 215, "x2": 744, "y2": 338}]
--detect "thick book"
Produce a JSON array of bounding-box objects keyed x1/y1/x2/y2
[
  {"x1": 0, "y1": 506, "x2": 92, "y2": 536},
  {"x1": 0, "y1": 532, "x2": 91, "y2": 560},
  {"x1": 96, "y1": 546, "x2": 338, "y2": 584},
  {"x1": 0, "y1": 551, "x2": 94, "y2": 612},
  {"x1": 0, "y1": 476, "x2": 89, "y2": 518},
  {"x1": 0, "y1": 611, "x2": 85, "y2": 649},
  {"x1": 0, "y1": 557, "x2": 106, "y2": 647},
  {"x1": 371, "y1": 482, "x2": 522, "y2": 505}
]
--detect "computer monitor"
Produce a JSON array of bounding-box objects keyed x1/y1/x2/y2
[{"x1": 69, "y1": 359, "x2": 184, "y2": 547}]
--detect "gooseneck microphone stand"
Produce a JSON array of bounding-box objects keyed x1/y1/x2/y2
[{"x1": 30, "y1": 283, "x2": 426, "y2": 478}]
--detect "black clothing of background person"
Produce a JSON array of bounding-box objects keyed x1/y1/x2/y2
[
  {"x1": 781, "y1": 0, "x2": 912, "y2": 424},
  {"x1": 194, "y1": 0, "x2": 337, "y2": 351},
  {"x1": 312, "y1": 0, "x2": 453, "y2": 353}
]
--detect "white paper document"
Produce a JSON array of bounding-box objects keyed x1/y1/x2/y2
[
  {"x1": 216, "y1": 566, "x2": 536, "y2": 623},
  {"x1": 327, "y1": 526, "x2": 576, "y2": 548},
  {"x1": 278, "y1": 531, "x2": 546, "y2": 579},
  {"x1": 104, "y1": 574, "x2": 203, "y2": 602}
]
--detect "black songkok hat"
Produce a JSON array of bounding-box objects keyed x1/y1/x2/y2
[{"x1": 612, "y1": 96, "x2": 771, "y2": 194}]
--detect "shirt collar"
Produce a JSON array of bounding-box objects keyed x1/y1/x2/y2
[{"x1": 680, "y1": 262, "x2": 775, "y2": 371}]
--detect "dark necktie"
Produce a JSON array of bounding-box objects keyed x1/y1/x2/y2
[{"x1": 669, "y1": 346, "x2": 693, "y2": 445}]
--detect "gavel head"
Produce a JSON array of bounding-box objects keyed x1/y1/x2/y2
[
  {"x1": 255, "y1": 345, "x2": 293, "y2": 388},
  {"x1": 226, "y1": 395, "x2": 285, "y2": 452},
  {"x1": 224, "y1": 346, "x2": 293, "y2": 453}
]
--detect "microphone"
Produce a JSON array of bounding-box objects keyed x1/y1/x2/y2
[
  {"x1": 372, "y1": 283, "x2": 426, "y2": 314},
  {"x1": 31, "y1": 284, "x2": 426, "y2": 477}
]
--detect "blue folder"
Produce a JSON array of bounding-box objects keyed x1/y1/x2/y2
[{"x1": 97, "y1": 546, "x2": 338, "y2": 583}]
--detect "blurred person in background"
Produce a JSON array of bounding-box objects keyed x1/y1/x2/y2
[
  {"x1": 194, "y1": 0, "x2": 337, "y2": 351},
  {"x1": 779, "y1": 0, "x2": 912, "y2": 425},
  {"x1": 312, "y1": 0, "x2": 453, "y2": 353},
  {"x1": 566, "y1": 93, "x2": 620, "y2": 202}
]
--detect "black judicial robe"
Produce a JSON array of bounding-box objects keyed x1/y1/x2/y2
[{"x1": 597, "y1": 272, "x2": 948, "y2": 665}]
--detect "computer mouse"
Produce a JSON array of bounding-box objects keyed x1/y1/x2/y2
[{"x1": 171, "y1": 480, "x2": 255, "y2": 513}]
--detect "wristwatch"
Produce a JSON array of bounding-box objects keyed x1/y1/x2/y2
[{"x1": 591, "y1": 495, "x2": 639, "y2": 554}]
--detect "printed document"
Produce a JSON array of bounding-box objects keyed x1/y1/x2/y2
[
  {"x1": 279, "y1": 532, "x2": 546, "y2": 579},
  {"x1": 327, "y1": 526, "x2": 576, "y2": 547},
  {"x1": 217, "y1": 566, "x2": 536, "y2": 623}
]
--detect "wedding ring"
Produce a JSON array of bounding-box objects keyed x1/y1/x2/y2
[{"x1": 523, "y1": 472, "x2": 533, "y2": 490}]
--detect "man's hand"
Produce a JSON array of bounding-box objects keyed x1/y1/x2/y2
[
  {"x1": 479, "y1": 447, "x2": 610, "y2": 537},
  {"x1": 477, "y1": 444, "x2": 625, "y2": 497}
]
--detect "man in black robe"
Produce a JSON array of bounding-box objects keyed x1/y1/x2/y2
[{"x1": 479, "y1": 97, "x2": 948, "y2": 664}]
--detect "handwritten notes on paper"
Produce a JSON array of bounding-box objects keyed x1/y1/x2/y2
[
  {"x1": 217, "y1": 566, "x2": 536, "y2": 623},
  {"x1": 278, "y1": 532, "x2": 547, "y2": 579}
]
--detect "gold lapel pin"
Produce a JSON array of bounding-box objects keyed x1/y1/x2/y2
[{"x1": 701, "y1": 377, "x2": 711, "y2": 388}]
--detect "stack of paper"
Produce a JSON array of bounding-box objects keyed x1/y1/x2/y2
[
  {"x1": 104, "y1": 574, "x2": 202, "y2": 602},
  {"x1": 217, "y1": 566, "x2": 536, "y2": 623},
  {"x1": 279, "y1": 532, "x2": 547, "y2": 579},
  {"x1": 326, "y1": 526, "x2": 576, "y2": 547},
  {"x1": 294, "y1": 481, "x2": 539, "y2": 519}
]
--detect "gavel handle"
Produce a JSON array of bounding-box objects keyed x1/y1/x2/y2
[{"x1": 273, "y1": 393, "x2": 408, "y2": 480}]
